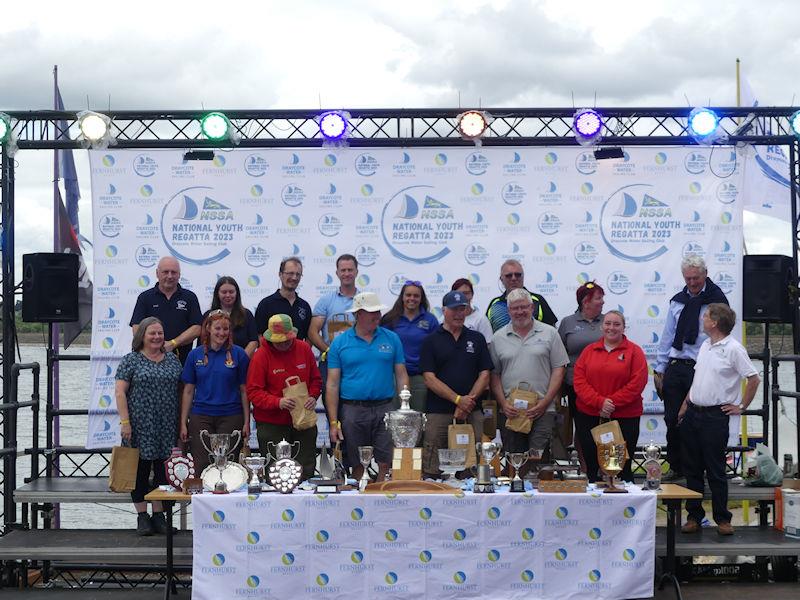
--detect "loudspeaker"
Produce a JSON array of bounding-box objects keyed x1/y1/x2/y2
[
  {"x1": 742, "y1": 254, "x2": 795, "y2": 323},
  {"x1": 22, "y1": 253, "x2": 80, "y2": 322}
]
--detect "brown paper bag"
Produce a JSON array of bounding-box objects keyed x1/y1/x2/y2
[
  {"x1": 109, "y1": 444, "x2": 139, "y2": 492},
  {"x1": 590, "y1": 419, "x2": 629, "y2": 460},
  {"x1": 506, "y1": 383, "x2": 539, "y2": 434},
  {"x1": 326, "y1": 313, "x2": 353, "y2": 341},
  {"x1": 482, "y1": 399, "x2": 498, "y2": 438},
  {"x1": 448, "y1": 420, "x2": 477, "y2": 468},
  {"x1": 284, "y1": 376, "x2": 317, "y2": 431}
]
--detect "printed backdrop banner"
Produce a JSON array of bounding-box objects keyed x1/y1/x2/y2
[
  {"x1": 87, "y1": 147, "x2": 745, "y2": 448},
  {"x1": 191, "y1": 489, "x2": 657, "y2": 600}
]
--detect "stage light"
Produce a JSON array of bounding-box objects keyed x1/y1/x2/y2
[
  {"x1": 200, "y1": 112, "x2": 231, "y2": 141},
  {"x1": 593, "y1": 147, "x2": 624, "y2": 160},
  {"x1": 457, "y1": 110, "x2": 490, "y2": 140},
  {"x1": 0, "y1": 112, "x2": 11, "y2": 143},
  {"x1": 790, "y1": 110, "x2": 800, "y2": 138},
  {"x1": 688, "y1": 108, "x2": 719, "y2": 138},
  {"x1": 78, "y1": 111, "x2": 110, "y2": 142},
  {"x1": 573, "y1": 108, "x2": 603, "y2": 145},
  {"x1": 319, "y1": 111, "x2": 349, "y2": 141}
]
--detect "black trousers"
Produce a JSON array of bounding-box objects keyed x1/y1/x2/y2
[
  {"x1": 662, "y1": 360, "x2": 695, "y2": 474},
  {"x1": 131, "y1": 457, "x2": 168, "y2": 504},
  {"x1": 574, "y1": 411, "x2": 640, "y2": 483},
  {"x1": 681, "y1": 404, "x2": 732, "y2": 524}
]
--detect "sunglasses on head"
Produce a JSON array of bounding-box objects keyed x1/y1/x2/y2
[
  {"x1": 404, "y1": 280, "x2": 422, "y2": 286},
  {"x1": 208, "y1": 309, "x2": 231, "y2": 318}
]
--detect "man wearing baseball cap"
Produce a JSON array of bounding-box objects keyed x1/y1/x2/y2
[
  {"x1": 419, "y1": 290, "x2": 493, "y2": 478},
  {"x1": 325, "y1": 292, "x2": 408, "y2": 482}
]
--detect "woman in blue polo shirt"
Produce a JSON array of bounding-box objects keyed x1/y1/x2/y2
[
  {"x1": 179, "y1": 310, "x2": 250, "y2": 475},
  {"x1": 380, "y1": 281, "x2": 438, "y2": 411}
]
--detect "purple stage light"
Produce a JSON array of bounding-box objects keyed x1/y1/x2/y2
[
  {"x1": 319, "y1": 111, "x2": 348, "y2": 141},
  {"x1": 574, "y1": 109, "x2": 603, "y2": 139}
]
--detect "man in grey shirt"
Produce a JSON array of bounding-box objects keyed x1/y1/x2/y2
[{"x1": 489, "y1": 289, "x2": 569, "y2": 458}]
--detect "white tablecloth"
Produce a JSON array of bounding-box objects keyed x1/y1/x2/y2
[{"x1": 192, "y1": 487, "x2": 656, "y2": 600}]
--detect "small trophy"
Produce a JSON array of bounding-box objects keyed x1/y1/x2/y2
[
  {"x1": 642, "y1": 442, "x2": 663, "y2": 491},
  {"x1": 598, "y1": 442, "x2": 628, "y2": 493},
  {"x1": 199, "y1": 430, "x2": 245, "y2": 494},
  {"x1": 266, "y1": 439, "x2": 303, "y2": 494},
  {"x1": 243, "y1": 453, "x2": 267, "y2": 494},
  {"x1": 384, "y1": 386, "x2": 426, "y2": 480},
  {"x1": 474, "y1": 441, "x2": 502, "y2": 493},
  {"x1": 358, "y1": 445, "x2": 374, "y2": 492},
  {"x1": 508, "y1": 451, "x2": 529, "y2": 493},
  {"x1": 437, "y1": 448, "x2": 467, "y2": 487},
  {"x1": 310, "y1": 447, "x2": 345, "y2": 494}
]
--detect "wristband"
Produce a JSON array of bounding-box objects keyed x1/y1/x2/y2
[
  {"x1": 321, "y1": 350, "x2": 328, "y2": 362},
  {"x1": 454, "y1": 395, "x2": 461, "y2": 405},
  {"x1": 170, "y1": 339, "x2": 178, "y2": 347},
  {"x1": 120, "y1": 419, "x2": 130, "y2": 425},
  {"x1": 331, "y1": 420, "x2": 341, "y2": 429}
]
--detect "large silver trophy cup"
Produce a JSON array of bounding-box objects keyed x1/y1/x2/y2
[
  {"x1": 475, "y1": 441, "x2": 502, "y2": 493},
  {"x1": 243, "y1": 453, "x2": 267, "y2": 494},
  {"x1": 199, "y1": 430, "x2": 243, "y2": 494},
  {"x1": 383, "y1": 386, "x2": 426, "y2": 480}
]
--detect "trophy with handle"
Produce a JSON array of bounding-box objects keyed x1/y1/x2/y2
[
  {"x1": 199, "y1": 430, "x2": 243, "y2": 494},
  {"x1": 243, "y1": 453, "x2": 267, "y2": 494},
  {"x1": 474, "y1": 441, "x2": 502, "y2": 493},
  {"x1": 598, "y1": 442, "x2": 628, "y2": 493},
  {"x1": 357, "y1": 445, "x2": 374, "y2": 492},
  {"x1": 266, "y1": 439, "x2": 303, "y2": 494},
  {"x1": 384, "y1": 385, "x2": 425, "y2": 480},
  {"x1": 508, "y1": 451, "x2": 529, "y2": 492}
]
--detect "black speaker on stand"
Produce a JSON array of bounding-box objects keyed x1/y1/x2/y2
[
  {"x1": 22, "y1": 253, "x2": 80, "y2": 322},
  {"x1": 742, "y1": 254, "x2": 795, "y2": 323}
]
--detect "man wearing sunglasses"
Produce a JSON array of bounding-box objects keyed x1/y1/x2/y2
[{"x1": 486, "y1": 259, "x2": 558, "y2": 333}]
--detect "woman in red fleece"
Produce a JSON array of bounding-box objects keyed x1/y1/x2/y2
[
  {"x1": 573, "y1": 310, "x2": 648, "y2": 482},
  {"x1": 246, "y1": 314, "x2": 322, "y2": 480}
]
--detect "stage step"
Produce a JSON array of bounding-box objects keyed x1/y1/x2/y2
[
  {"x1": 656, "y1": 526, "x2": 800, "y2": 557},
  {"x1": 0, "y1": 529, "x2": 192, "y2": 564},
  {"x1": 14, "y1": 477, "x2": 128, "y2": 504}
]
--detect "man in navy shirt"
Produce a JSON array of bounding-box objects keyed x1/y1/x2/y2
[
  {"x1": 130, "y1": 256, "x2": 202, "y2": 365},
  {"x1": 420, "y1": 291, "x2": 493, "y2": 478},
  {"x1": 254, "y1": 256, "x2": 312, "y2": 341}
]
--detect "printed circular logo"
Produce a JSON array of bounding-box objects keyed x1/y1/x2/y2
[
  {"x1": 555, "y1": 506, "x2": 569, "y2": 519},
  {"x1": 623, "y1": 549, "x2": 636, "y2": 561},
  {"x1": 684, "y1": 151, "x2": 708, "y2": 174},
  {"x1": 318, "y1": 213, "x2": 343, "y2": 237},
  {"x1": 575, "y1": 151, "x2": 597, "y2": 174},
  {"x1": 281, "y1": 553, "x2": 295, "y2": 565},
  {"x1": 281, "y1": 184, "x2": 305, "y2": 207},
  {"x1": 350, "y1": 508, "x2": 364, "y2": 521},
  {"x1": 355, "y1": 153, "x2": 379, "y2": 176},
  {"x1": 138, "y1": 275, "x2": 150, "y2": 287},
  {"x1": 98, "y1": 394, "x2": 112, "y2": 408},
  {"x1": 244, "y1": 154, "x2": 268, "y2": 177},
  {"x1": 600, "y1": 183, "x2": 672, "y2": 263},
  {"x1": 212, "y1": 553, "x2": 225, "y2": 566},
  {"x1": 419, "y1": 507, "x2": 432, "y2": 520},
  {"x1": 245, "y1": 244, "x2": 269, "y2": 267},
  {"x1": 381, "y1": 185, "x2": 461, "y2": 264},
  {"x1": 682, "y1": 241, "x2": 704, "y2": 258},
  {"x1": 384, "y1": 572, "x2": 398, "y2": 585},
  {"x1": 160, "y1": 185, "x2": 233, "y2": 265},
  {"x1": 501, "y1": 182, "x2": 526, "y2": 205},
  {"x1": 350, "y1": 551, "x2": 363, "y2": 564},
  {"x1": 324, "y1": 154, "x2": 337, "y2": 167},
  {"x1": 99, "y1": 214, "x2": 123, "y2": 237},
  {"x1": 574, "y1": 242, "x2": 598, "y2": 265},
  {"x1": 102, "y1": 154, "x2": 115, "y2": 167},
  {"x1": 135, "y1": 245, "x2": 159, "y2": 268},
  {"x1": 521, "y1": 569, "x2": 535, "y2": 582},
  {"x1": 487, "y1": 549, "x2": 500, "y2": 562},
  {"x1": 316, "y1": 573, "x2": 329, "y2": 586},
  {"x1": 385, "y1": 529, "x2": 398, "y2": 541},
  {"x1": 250, "y1": 184, "x2": 263, "y2": 197},
  {"x1": 361, "y1": 184, "x2": 374, "y2": 196},
  {"x1": 654, "y1": 152, "x2": 667, "y2": 165},
  {"x1": 588, "y1": 527, "x2": 602, "y2": 540},
  {"x1": 434, "y1": 153, "x2": 447, "y2": 166},
  {"x1": 713, "y1": 271, "x2": 736, "y2": 294},
  {"x1": 521, "y1": 528, "x2": 535, "y2": 540},
  {"x1": 487, "y1": 507, "x2": 501, "y2": 520},
  {"x1": 281, "y1": 509, "x2": 295, "y2": 522},
  {"x1": 543, "y1": 242, "x2": 556, "y2": 255},
  {"x1": 554, "y1": 548, "x2": 568, "y2": 560},
  {"x1": 589, "y1": 570, "x2": 602, "y2": 582},
  {"x1": 316, "y1": 530, "x2": 329, "y2": 543},
  {"x1": 465, "y1": 152, "x2": 490, "y2": 175},
  {"x1": 453, "y1": 571, "x2": 467, "y2": 584},
  {"x1": 419, "y1": 550, "x2": 432, "y2": 563},
  {"x1": 212, "y1": 511, "x2": 225, "y2": 523},
  {"x1": 464, "y1": 244, "x2": 489, "y2": 266},
  {"x1": 101, "y1": 337, "x2": 115, "y2": 349},
  {"x1": 716, "y1": 182, "x2": 738, "y2": 204},
  {"x1": 538, "y1": 213, "x2": 561, "y2": 235},
  {"x1": 246, "y1": 576, "x2": 260, "y2": 588},
  {"x1": 471, "y1": 182, "x2": 484, "y2": 196},
  {"x1": 133, "y1": 154, "x2": 158, "y2": 177},
  {"x1": 355, "y1": 244, "x2": 378, "y2": 267},
  {"x1": 544, "y1": 152, "x2": 558, "y2": 165},
  {"x1": 453, "y1": 528, "x2": 466, "y2": 541},
  {"x1": 607, "y1": 271, "x2": 631, "y2": 294},
  {"x1": 140, "y1": 185, "x2": 153, "y2": 197},
  {"x1": 246, "y1": 531, "x2": 260, "y2": 544},
  {"x1": 623, "y1": 506, "x2": 636, "y2": 518}
]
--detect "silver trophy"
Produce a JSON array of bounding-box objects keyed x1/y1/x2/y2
[
  {"x1": 437, "y1": 448, "x2": 467, "y2": 487},
  {"x1": 508, "y1": 451, "x2": 529, "y2": 492},
  {"x1": 243, "y1": 453, "x2": 267, "y2": 494},
  {"x1": 642, "y1": 441, "x2": 663, "y2": 491},
  {"x1": 475, "y1": 441, "x2": 502, "y2": 493},
  {"x1": 358, "y1": 445, "x2": 374, "y2": 492},
  {"x1": 199, "y1": 430, "x2": 243, "y2": 494},
  {"x1": 266, "y1": 439, "x2": 303, "y2": 494},
  {"x1": 383, "y1": 385, "x2": 426, "y2": 480}
]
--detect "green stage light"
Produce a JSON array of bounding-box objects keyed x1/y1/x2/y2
[
  {"x1": 200, "y1": 112, "x2": 231, "y2": 140},
  {"x1": 790, "y1": 110, "x2": 800, "y2": 138}
]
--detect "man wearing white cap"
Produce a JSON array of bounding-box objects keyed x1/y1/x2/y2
[{"x1": 326, "y1": 292, "x2": 409, "y2": 482}]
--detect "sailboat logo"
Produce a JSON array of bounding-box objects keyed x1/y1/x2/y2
[{"x1": 600, "y1": 184, "x2": 671, "y2": 263}]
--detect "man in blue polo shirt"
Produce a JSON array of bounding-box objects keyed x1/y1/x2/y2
[
  {"x1": 130, "y1": 256, "x2": 202, "y2": 365},
  {"x1": 325, "y1": 292, "x2": 408, "y2": 482},
  {"x1": 420, "y1": 291, "x2": 493, "y2": 479}
]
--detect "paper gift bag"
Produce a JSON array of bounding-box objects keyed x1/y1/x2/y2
[
  {"x1": 283, "y1": 376, "x2": 317, "y2": 431},
  {"x1": 482, "y1": 399, "x2": 498, "y2": 438},
  {"x1": 591, "y1": 419, "x2": 629, "y2": 460},
  {"x1": 448, "y1": 420, "x2": 477, "y2": 468},
  {"x1": 109, "y1": 444, "x2": 139, "y2": 492},
  {"x1": 326, "y1": 313, "x2": 353, "y2": 342},
  {"x1": 506, "y1": 383, "x2": 538, "y2": 434}
]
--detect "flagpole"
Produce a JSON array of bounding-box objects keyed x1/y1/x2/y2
[{"x1": 52, "y1": 65, "x2": 62, "y2": 528}]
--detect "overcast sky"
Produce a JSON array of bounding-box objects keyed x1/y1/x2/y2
[{"x1": 3, "y1": 0, "x2": 798, "y2": 275}]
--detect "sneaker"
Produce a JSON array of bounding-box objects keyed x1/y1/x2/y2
[
  {"x1": 680, "y1": 519, "x2": 701, "y2": 534},
  {"x1": 150, "y1": 511, "x2": 176, "y2": 535},
  {"x1": 717, "y1": 521, "x2": 734, "y2": 536},
  {"x1": 136, "y1": 513, "x2": 153, "y2": 536}
]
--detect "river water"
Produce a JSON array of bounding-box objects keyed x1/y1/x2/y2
[{"x1": 7, "y1": 343, "x2": 800, "y2": 529}]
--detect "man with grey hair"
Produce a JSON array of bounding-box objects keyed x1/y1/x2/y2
[
  {"x1": 486, "y1": 259, "x2": 558, "y2": 332},
  {"x1": 490, "y1": 288, "x2": 569, "y2": 462},
  {"x1": 654, "y1": 254, "x2": 729, "y2": 480}
]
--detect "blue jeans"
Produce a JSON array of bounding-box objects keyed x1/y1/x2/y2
[{"x1": 680, "y1": 404, "x2": 732, "y2": 524}]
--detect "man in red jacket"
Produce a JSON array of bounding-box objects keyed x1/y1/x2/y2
[{"x1": 246, "y1": 314, "x2": 322, "y2": 480}]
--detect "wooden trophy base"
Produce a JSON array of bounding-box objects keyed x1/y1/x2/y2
[{"x1": 391, "y1": 447, "x2": 422, "y2": 481}]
